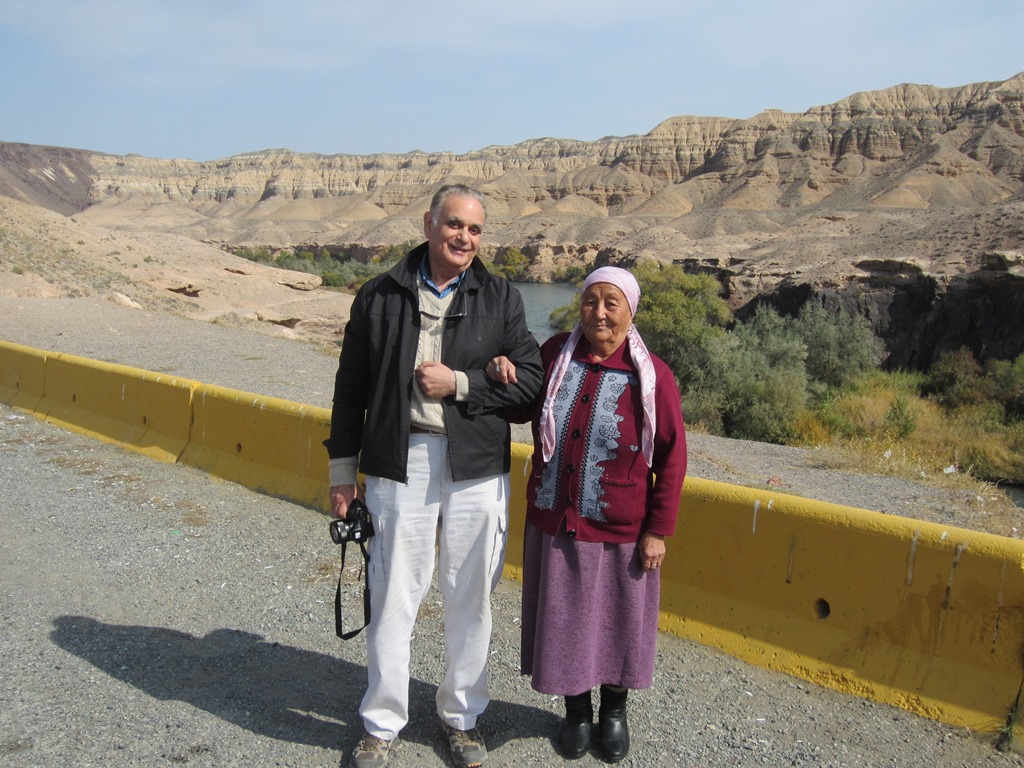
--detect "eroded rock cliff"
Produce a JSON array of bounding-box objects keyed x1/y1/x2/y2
[{"x1": 2, "y1": 73, "x2": 1023, "y2": 368}]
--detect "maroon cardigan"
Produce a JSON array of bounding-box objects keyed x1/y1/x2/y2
[{"x1": 516, "y1": 332, "x2": 687, "y2": 544}]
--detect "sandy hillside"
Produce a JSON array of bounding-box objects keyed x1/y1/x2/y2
[{"x1": 0, "y1": 195, "x2": 354, "y2": 348}]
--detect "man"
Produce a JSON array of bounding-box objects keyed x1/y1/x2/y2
[{"x1": 325, "y1": 184, "x2": 543, "y2": 768}]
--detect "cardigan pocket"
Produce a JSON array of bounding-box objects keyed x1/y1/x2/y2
[{"x1": 589, "y1": 478, "x2": 644, "y2": 526}]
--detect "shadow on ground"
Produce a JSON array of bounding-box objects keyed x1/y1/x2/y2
[{"x1": 50, "y1": 615, "x2": 557, "y2": 762}]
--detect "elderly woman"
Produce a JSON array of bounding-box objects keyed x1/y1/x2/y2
[{"x1": 492, "y1": 266, "x2": 687, "y2": 762}]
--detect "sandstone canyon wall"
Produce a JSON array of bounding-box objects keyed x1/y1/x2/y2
[{"x1": 1, "y1": 73, "x2": 1023, "y2": 369}]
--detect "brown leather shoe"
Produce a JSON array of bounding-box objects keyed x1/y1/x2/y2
[
  {"x1": 442, "y1": 722, "x2": 487, "y2": 768},
  {"x1": 349, "y1": 732, "x2": 395, "y2": 768}
]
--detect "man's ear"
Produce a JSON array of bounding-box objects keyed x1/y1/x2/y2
[{"x1": 423, "y1": 210, "x2": 432, "y2": 238}]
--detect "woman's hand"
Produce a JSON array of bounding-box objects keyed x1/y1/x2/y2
[
  {"x1": 485, "y1": 355, "x2": 517, "y2": 384},
  {"x1": 640, "y1": 532, "x2": 666, "y2": 572}
]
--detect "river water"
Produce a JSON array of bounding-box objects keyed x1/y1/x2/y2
[
  {"x1": 512, "y1": 281, "x2": 578, "y2": 343},
  {"x1": 1007, "y1": 485, "x2": 1024, "y2": 509}
]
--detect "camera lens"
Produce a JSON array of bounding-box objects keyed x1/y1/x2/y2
[{"x1": 330, "y1": 520, "x2": 346, "y2": 544}]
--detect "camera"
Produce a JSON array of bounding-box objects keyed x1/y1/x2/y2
[{"x1": 330, "y1": 498, "x2": 375, "y2": 544}]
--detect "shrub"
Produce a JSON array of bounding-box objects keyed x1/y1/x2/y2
[
  {"x1": 629, "y1": 261, "x2": 731, "y2": 385},
  {"x1": 986, "y1": 353, "x2": 1024, "y2": 422},
  {"x1": 497, "y1": 247, "x2": 530, "y2": 281},
  {"x1": 882, "y1": 394, "x2": 917, "y2": 441},
  {"x1": 680, "y1": 388, "x2": 725, "y2": 435},
  {"x1": 232, "y1": 246, "x2": 275, "y2": 264},
  {"x1": 321, "y1": 272, "x2": 345, "y2": 287},
  {"x1": 947, "y1": 405, "x2": 1024, "y2": 482},
  {"x1": 375, "y1": 240, "x2": 418, "y2": 268},
  {"x1": 791, "y1": 302, "x2": 882, "y2": 390},
  {"x1": 550, "y1": 302, "x2": 578, "y2": 332},
  {"x1": 554, "y1": 263, "x2": 594, "y2": 283},
  {"x1": 545, "y1": 261, "x2": 731, "y2": 371},
  {"x1": 924, "y1": 347, "x2": 994, "y2": 409},
  {"x1": 712, "y1": 316, "x2": 809, "y2": 443}
]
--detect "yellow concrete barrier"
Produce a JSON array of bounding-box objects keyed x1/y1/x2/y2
[
  {"x1": 3, "y1": 341, "x2": 1023, "y2": 745},
  {"x1": 0, "y1": 343, "x2": 194, "y2": 462},
  {"x1": 0, "y1": 340, "x2": 46, "y2": 411},
  {"x1": 660, "y1": 477, "x2": 1024, "y2": 740},
  {"x1": 180, "y1": 383, "x2": 332, "y2": 512},
  {"x1": 502, "y1": 441, "x2": 534, "y2": 582}
]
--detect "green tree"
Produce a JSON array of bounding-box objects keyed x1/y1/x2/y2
[
  {"x1": 375, "y1": 240, "x2": 419, "y2": 268},
  {"x1": 555, "y1": 263, "x2": 594, "y2": 283},
  {"x1": 546, "y1": 261, "x2": 732, "y2": 384},
  {"x1": 712, "y1": 306, "x2": 809, "y2": 442},
  {"x1": 630, "y1": 261, "x2": 731, "y2": 387},
  {"x1": 791, "y1": 302, "x2": 882, "y2": 391},
  {"x1": 498, "y1": 247, "x2": 530, "y2": 281}
]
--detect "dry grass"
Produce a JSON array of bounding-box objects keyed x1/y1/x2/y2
[{"x1": 791, "y1": 372, "x2": 1023, "y2": 524}]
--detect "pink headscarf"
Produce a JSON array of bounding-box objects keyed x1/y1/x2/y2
[{"x1": 539, "y1": 266, "x2": 658, "y2": 467}]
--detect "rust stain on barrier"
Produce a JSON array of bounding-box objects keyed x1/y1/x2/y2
[
  {"x1": 906, "y1": 531, "x2": 921, "y2": 587},
  {"x1": 935, "y1": 543, "x2": 967, "y2": 655},
  {"x1": 994, "y1": 561, "x2": 1008, "y2": 647},
  {"x1": 942, "y1": 543, "x2": 967, "y2": 610}
]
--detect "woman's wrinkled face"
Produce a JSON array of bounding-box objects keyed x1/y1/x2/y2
[{"x1": 580, "y1": 282, "x2": 632, "y2": 352}]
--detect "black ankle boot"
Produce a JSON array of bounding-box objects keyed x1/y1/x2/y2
[
  {"x1": 558, "y1": 690, "x2": 593, "y2": 759},
  {"x1": 598, "y1": 685, "x2": 629, "y2": 762}
]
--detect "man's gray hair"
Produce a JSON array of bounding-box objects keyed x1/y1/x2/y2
[{"x1": 429, "y1": 184, "x2": 487, "y2": 227}]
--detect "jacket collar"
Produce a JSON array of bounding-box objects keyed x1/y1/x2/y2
[{"x1": 390, "y1": 241, "x2": 490, "y2": 295}]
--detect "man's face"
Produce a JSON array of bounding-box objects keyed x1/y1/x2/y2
[{"x1": 423, "y1": 195, "x2": 485, "y2": 281}]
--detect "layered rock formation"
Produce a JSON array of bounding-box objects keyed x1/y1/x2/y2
[{"x1": 1, "y1": 73, "x2": 1023, "y2": 368}]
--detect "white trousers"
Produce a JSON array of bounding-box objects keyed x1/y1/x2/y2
[{"x1": 360, "y1": 433, "x2": 509, "y2": 740}]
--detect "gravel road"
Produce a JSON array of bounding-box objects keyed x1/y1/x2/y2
[{"x1": 2, "y1": 294, "x2": 1023, "y2": 767}]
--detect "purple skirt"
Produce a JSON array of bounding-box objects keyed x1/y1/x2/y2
[{"x1": 520, "y1": 522, "x2": 661, "y2": 695}]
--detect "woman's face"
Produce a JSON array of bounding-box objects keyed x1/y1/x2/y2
[{"x1": 580, "y1": 282, "x2": 632, "y2": 352}]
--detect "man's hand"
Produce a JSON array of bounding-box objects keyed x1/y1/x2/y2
[
  {"x1": 329, "y1": 484, "x2": 361, "y2": 519},
  {"x1": 415, "y1": 360, "x2": 457, "y2": 398}
]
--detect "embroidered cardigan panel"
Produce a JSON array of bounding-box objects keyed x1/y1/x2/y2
[{"x1": 525, "y1": 332, "x2": 687, "y2": 544}]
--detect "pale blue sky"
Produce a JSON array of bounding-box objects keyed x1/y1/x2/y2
[{"x1": 2, "y1": 0, "x2": 1021, "y2": 161}]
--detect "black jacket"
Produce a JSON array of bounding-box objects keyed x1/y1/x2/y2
[{"x1": 324, "y1": 242, "x2": 543, "y2": 483}]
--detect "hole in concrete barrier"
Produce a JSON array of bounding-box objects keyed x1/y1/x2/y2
[
  {"x1": 814, "y1": 598, "x2": 831, "y2": 619},
  {"x1": 235, "y1": 442, "x2": 243, "y2": 453},
  {"x1": 71, "y1": 393, "x2": 77, "y2": 403},
  {"x1": 141, "y1": 415, "x2": 148, "y2": 426}
]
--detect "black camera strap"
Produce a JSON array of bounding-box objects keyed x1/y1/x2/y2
[{"x1": 335, "y1": 538, "x2": 371, "y2": 640}]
